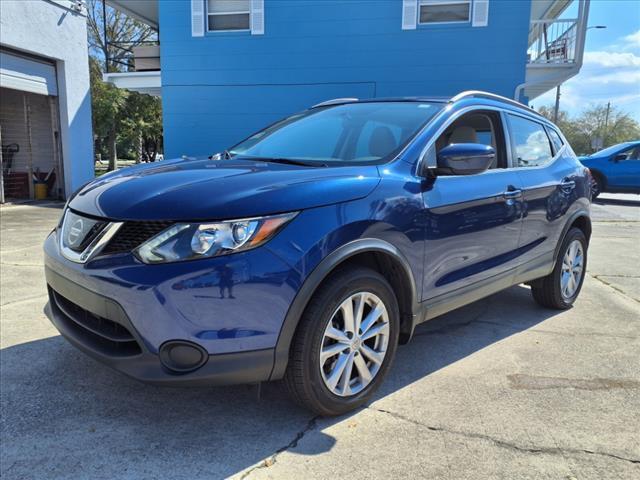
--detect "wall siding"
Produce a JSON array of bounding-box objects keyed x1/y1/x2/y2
[{"x1": 160, "y1": 0, "x2": 531, "y2": 158}]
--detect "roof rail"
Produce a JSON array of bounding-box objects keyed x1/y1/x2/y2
[
  {"x1": 450, "y1": 90, "x2": 539, "y2": 114},
  {"x1": 311, "y1": 98, "x2": 359, "y2": 109}
]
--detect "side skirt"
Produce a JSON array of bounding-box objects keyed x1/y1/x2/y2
[{"x1": 418, "y1": 251, "x2": 554, "y2": 323}]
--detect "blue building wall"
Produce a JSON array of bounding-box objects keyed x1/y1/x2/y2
[{"x1": 159, "y1": 0, "x2": 532, "y2": 158}]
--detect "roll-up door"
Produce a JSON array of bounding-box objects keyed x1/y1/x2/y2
[{"x1": 0, "y1": 50, "x2": 58, "y2": 96}]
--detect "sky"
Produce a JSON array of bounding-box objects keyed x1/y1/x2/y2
[{"x1": 534, "y1": 0, "x2": 640, "y2": 120}]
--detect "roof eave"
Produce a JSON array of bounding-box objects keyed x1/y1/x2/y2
[{"x1": 105, "y1": 0, "x2": 158, "y2": 30}]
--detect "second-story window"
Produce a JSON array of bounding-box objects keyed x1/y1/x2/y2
[
  {"x1": 418, "y1": 0, "x2": 471, "y2": 24},
  {"x1": 207, "y1": 0, "x2": 250, "y2": 31}
]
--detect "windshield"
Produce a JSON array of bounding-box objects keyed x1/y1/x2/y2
[
  {"x1": 589, "y1": 143, "x2": 637, "y2": 157},
  {"x1": 228, "y1": 102, "x2": 443, "y2": 165}
]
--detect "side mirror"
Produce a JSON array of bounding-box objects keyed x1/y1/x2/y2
[
  {"x1": 437, "y1": 143, "x2": 495, "y2": 175},
  {"x1": 612, "y1": 153, "x2": 627, "y2": 162}
]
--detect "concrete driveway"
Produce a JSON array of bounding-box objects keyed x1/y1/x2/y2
[{"x1": 1, "y1": 195, "x2": 639, "y2": 479}]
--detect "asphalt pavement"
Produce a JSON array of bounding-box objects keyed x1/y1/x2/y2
[{"x1": 1, "y1": 194, "x2": 638, "y2": 479}]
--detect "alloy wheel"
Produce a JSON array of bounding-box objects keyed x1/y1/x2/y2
[
  {"x1": 561, "y1": 239, "x2": 584, "y2": 299},
  {"x1": 319, "y1": 292, "x2": 390, "y2": 397},
  {"x1": 590, "y1": 176, "x2": 601, "y2": 198}
]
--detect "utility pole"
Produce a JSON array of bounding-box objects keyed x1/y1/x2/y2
[
  {"x1": 553, "y1": 85, "x2": 561, "y2": 123},
  {"x1": 603, "y1": 101, "x2": 611, "y2": 147}
]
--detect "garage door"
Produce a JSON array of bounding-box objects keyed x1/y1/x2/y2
[
  {"x1": 0, "y1": 50, "x2": 57, "y2": 96},
  {"x1": 1, "y1": 88, "x2": 62, "y2": 200}
]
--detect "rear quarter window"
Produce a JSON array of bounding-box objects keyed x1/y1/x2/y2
[
  {"x1": 508, "y1": 114, "x2": 554, "y2": 168},
  {"x1": 546, "y1": 127, "x2": 564, "y2": 154}
]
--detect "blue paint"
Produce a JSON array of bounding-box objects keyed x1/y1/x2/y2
[
  {"x1": 579, "y1": 141, "x2": 640, "y2": 194},
  {"x1": 44, "y1": 95, "x2": 591, "y2": 388},
  {"x1": 158, "y1": 0, "x2": 531, "y2": 158}
]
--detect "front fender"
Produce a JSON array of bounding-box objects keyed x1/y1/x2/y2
[{"x1": 269, "y1": 238, "x2": 418, "y2": 380}]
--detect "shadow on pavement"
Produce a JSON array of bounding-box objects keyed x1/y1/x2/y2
[
  {"x1": 594, "y1": 196, "x2": 640, "y2": 207},
  {"x1": 0, "y1": 285, "x2": 561, "y2": 478}
]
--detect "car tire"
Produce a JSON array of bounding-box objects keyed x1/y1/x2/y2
[
  {"x1": 531, "y1": 228, "x2": 588, "y2": 310},
  {"x1": 590, "y1": 174, "x2": 603, "y2": 199},
  {"x1": 283, "y1": 267, "x2": 400, "y2": 416}
]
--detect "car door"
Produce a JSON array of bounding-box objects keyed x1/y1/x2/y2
[
  {"x1": 421, "y1": 109, "x2": 524, "y2": 302},
  {"x1": 508, "y1": 114, "x2": 579, "y2": 274},
  {"x1": 608, "y1": 145, "x2": 640, "y2": 189}
]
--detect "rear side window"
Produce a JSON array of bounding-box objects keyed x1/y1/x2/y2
[
  {"x1": 619, "y1": 146, "x2": 640, "y2": 160},
  {"x1": 508, "y1": 115, "x2": 553, "y2": 167},
  {"x1": 546, "y1": 127, "x2": 564, "y2": 154}
]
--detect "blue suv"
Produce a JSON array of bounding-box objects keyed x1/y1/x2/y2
[
  {"x1": 44, "y1": 91, "x2": 591, "y2": 415},
  {"x1": 578, "y1": 141, "x2": 640, "y2": 198}
]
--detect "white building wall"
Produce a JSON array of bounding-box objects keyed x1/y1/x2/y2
[{"x1": 0, "y1": 0, "x2": 94, "y2": 197}]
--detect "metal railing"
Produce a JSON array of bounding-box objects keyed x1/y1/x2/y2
[
  {"x1": 528, "y1": 19, "x2": 579, "y2": 64},
  {"x1": 106, "y1": 41, "x2": 160, "y2": 72},
  {"x1": 102, "y1": 0, "x2": 159, "y2": 73}
]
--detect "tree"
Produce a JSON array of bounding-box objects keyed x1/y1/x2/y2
[
  {"x1": 86, "y1": 0, "x2": 162, "y2": 170},
  {"x1": 89, "y1": 56, "x2": 128, "y2": 170},
  {"x1": 538, "y1": 103, "x2": 640, "y2": 155},
  {"x1": 86, "y1": 0, "x2": 156, "y2": 73},
  {"x1": 120, "y1": 92, "x2": 163, "y2": 163}
]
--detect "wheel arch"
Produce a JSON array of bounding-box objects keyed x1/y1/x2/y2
[
  {"x1": 553, "y1": 210, "x2": 592, "y2": 263},
  {"x1": 269, "y1": 239, "x2": 419, "y2": 380},
  {"x1": 589, "y1": 168, "x2": 606, "y2": 189}
]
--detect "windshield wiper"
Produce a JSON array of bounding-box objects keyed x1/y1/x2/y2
[{"x1": 244, "y1": 157, "x2": 328, "y2": 167}]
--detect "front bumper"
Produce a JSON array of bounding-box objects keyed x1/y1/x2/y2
[
  {"x1": 43, "y1": 229, "x2": 301, "y2": 385},
  {"x1": 45, "y1": 267, "x2": 274, "y2": 385}
]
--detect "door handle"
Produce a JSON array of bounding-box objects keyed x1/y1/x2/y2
[
  {"x1": 560, "y1": 179, "x2": 576, "y2": 191},
  {"x1": 503, "y1": 188, "x2": 522, "y2": 199},
  {"x1": 503, "y1": 187, "x2": 522, "y2": 205}
]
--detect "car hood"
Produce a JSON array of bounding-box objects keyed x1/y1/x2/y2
[{"x1": 68, "y1": 158, "x2": 381, "y2": 221}]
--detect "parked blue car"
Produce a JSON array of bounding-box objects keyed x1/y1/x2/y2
[
  {"x1": 44, "y1": 91, "x2": 591, "y2": 415},
  {"x1": 579, "y1": 141, "x2": 640, "y2": 198}
]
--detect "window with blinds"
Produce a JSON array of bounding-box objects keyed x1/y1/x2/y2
[{"x1": 207, "y1": 0, "x2": 250, "y2": 31}]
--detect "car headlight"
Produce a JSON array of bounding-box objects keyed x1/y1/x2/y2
[{"x1": 134, "y1": 212, "x2": 298, "y2": 264}]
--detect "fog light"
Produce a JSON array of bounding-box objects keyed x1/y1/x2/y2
[{"x1": 159, "y1": 341, "x2": 207, "y2": 373}]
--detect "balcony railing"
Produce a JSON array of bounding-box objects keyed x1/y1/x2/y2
[
  {"x1": 528, "y1": 19, "x2": 578, "y2": 64},
  {"x1": 106, "y1": 41, "x2": 160, "y2": 73}
]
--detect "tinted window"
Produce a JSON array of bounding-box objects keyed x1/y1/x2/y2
[
  {"x1": 230, "y1": 102, "x2": 442, "y2": 164},
  {"x1": 508, "y1": 115, "x2": 554, "y2": 167},
  {"x1": 354, "y1": 121, "x2": 403, "y2": 161},
  {"x1": 589, "y1": 143, "x2": 637, "y2": 158},
  {"x1": 419, "y1": 1, "x2": 471, "y2": 23},
  {"x1": 434, "y1": 111, "x2": 504, "y2": 169},
  {"x1": 618, "y1": 146, "x2": 640, "y2": 160},
  {"x1": 547, "y1": 128, "x2": 564, "y2": 154},
  {"x1": 476, "y1": 131, "x2": 493, "y2": 145}
]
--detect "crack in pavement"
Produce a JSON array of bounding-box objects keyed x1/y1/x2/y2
[
  {"x1": 591, "y1": 274, "x2": 640, "y2": 303},
  {"x1": 239, "y1": 416, "x2": 319, "y2": 479},
  {"x1": 373, "y1": 408, "x2": 640, "y2": 465},
  {"x1": 529, "y1": 328, "x2": 638, "y2": 340},
  {"x1": 0, "y1": 293, "x2": 48, "y2": 307},
  {"x1": 507, "y1": 373, "x2": 640, "y2": 391},
  {"x1": 594, "y1": 274, "x2": 640, "y2": 278},
  {"x1": 0, "y1": 262, "x2": 43, "y2": 268}
]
